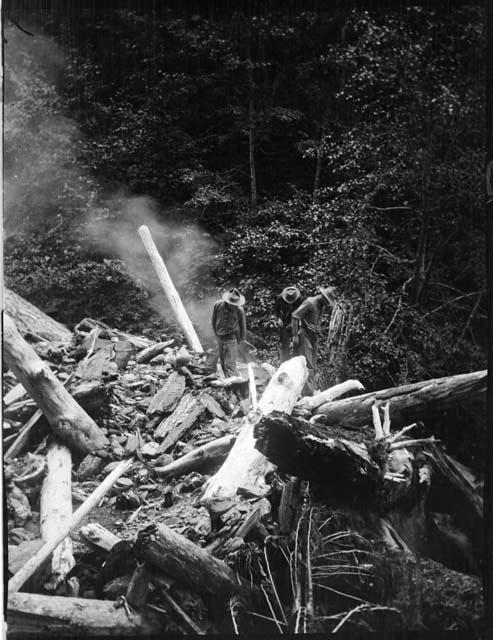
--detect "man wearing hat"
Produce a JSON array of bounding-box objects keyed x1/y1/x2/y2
[
  {"x1": 291, "y1": 286, "x2": 337, "y2": 394},
  {"x1": 274, "y1": 286, "x2": 304, "y2": 362},
  {"x1": 212, "y1": 288, "x2": 247, "y2": 377}
]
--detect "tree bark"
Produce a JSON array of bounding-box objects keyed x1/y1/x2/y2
[
  {"x1": 254, "y1": 411, "x2": 381, "y2": 505},
  {"x1": 40, "y1": 441, "x2": 75, "y2": 590},
  {"x1": 134, "y1": 523, "x2": 240, "y2": 598},
  {"x1": 138, "y1": 225, "x2": 204, "y2": 353},
  {"x1": 155, "y1": 393, "x2": 205, "y2": 452},
  {"x1": 154, "y1": 434, "x2": 236, "y2": 479},
  {"x1": 3, "y1": 314, "x2": 108, "y2": 455},
  {"x1": 297, "y1": 379, "x2": 365, "y2": 412},
  {"x1": 4, "y1": 287, "x2": 72, "y2": 343},
  {"x1": 314, "y1": 370, "x2": 487, "y2": 428},
  {"x1": 201, "y1": 356, "x2": 308, "y2": 502},
  {"x1": 7, "y1": 593, "x2": 163, "y2": 637},
  {"x1": 147, "y1": 371, "x2": 186, "y2": 418}
]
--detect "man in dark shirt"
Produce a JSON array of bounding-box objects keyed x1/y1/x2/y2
[
  {"x1": 212, "y1": 288, "x2": 247, "y2": 377},
  {"x1": 274, "y1": 286, "x2": 303, "y2": 363},
  {"x1": 292, "y1": 286, "x2": 337, "y2": 394}
]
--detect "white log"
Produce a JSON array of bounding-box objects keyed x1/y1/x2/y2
[
  {"x1": 79, "y1": 522, "x2": 121, "y2": 552},
  {"x1": 7, "y1": 593, "x2": 163, "y2": 636},
  {"x1": 297, "y1": 379, "x2": 365, "y2": 412},
  {"x1": 40, "y1": 441, "x2": 75, "y2": 590},
  {"x1": 8, "y1": 458, "x2": 133, "y2": 594},
  {"x1": 201, "y1": 356, "x2": 308, "y2": 502},
  {"x1": 138, "y1": 225, "x2": 203, "y2": 353}
]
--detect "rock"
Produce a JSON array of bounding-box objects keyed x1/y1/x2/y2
[
  {"x1": 116, "y1": 491, "x2": 141, "y2": 510},
  {"x1": 112, "y1": 477, "x2": 134, "y2": 494},
  {"x1": 155, "y1": 453, "x2": 174, "y2": 467},
  {"x1": 141, "y1": 442, "x2": 160, "y2": 458},
  {"x1": 7, "y1": 483, "x2": 31, "y2": 526},
  {"x1": 77, "y1": 454, "x2": 105, "y2": 480}
]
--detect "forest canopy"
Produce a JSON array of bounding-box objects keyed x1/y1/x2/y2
[{"x1": 3, "y1": 1, "x2": 486, "y2": 390}]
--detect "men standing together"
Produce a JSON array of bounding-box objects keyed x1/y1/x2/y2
[{"x1": 212, "y1": 284, "x2": 336, "y2": 394}]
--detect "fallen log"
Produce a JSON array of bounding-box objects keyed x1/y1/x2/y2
[
  {"x1": 79, "y1": 522, "x2": 121, "y2": 552},
  {"x1": 40, "y1": 441, "x2": 75, "y2": 590},
  {"x1": 7, "y1": 593, "x2": 163, "y2": 637},
  {"x1": 297, "y1": 379, "x2": 365, "y2": 412},
  {"x1": 154, "y1": 434, "x2": 237, "y2": 479},
  {"x1": 134, "y1": 523, "x2": 240, "y2": 598},
  {"x1": 138, "y1": 224, "x2": 203, "y2": 353},
  {"x1": 314, "y1": 370, "x2": 487, "y2": 428},
  {"x1": 9, "y1": 458, "x2": 133, "y2": 594},
  {"x1": 254, "y1": 410, "x2": 381, "y2": 505},
  {"x1": 4, "y1": 287, "x2": 73, "y2": 344},
  {"x1": 147, "y1": 371, "x2": 186, "y2": 418},
  {"x1": 155, "y1": 393, "x2": 205, "y2": 452},
  {"x1": 74, "y1": 317, "x2": 153, "y2": 350},
  {"x1": 135, "y1": 339, "x2": 175, "y2": 364},
  {"x1": 201, "y1": 356, "x2": 308, "y2": 502},
  {"x1": 3, "y1": 315, "x2": 108, "y2": 455}
]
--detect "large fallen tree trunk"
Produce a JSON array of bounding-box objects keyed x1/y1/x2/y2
[
  {"x1": 4, "y1": 288, "x2": 73, "y2": 344},
  {"x1": 40, "y1": 441, "x2": 75, "y2": 590},
  {"x1": 3, "y1": 314, "x2": 108, "y2": 455},
  {"x1": 201, "y1": 356, "x2": 308, "y2": 502},
  {"x1": 134, "y1": 523, "x2": 240, "y2": 598},
  {"x1": 254, "y1": 410, "x2": 382, "y2": 505},
  {"x1": 314, "y1": 370, "x2": 487, "y2": 428},
  {"x1": 7, "y1": 593, "x2": 163, "y2": 637}
]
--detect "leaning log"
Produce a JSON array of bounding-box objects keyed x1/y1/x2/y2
[
  {"x1": 7, "y1": 593, "x2": 163, "y2": 637},
  {"x1": 138, "y1": 225, "x2": 203, "y2": 353},
  {"x1": 134, "y1": 523, "x2": 240, "y2": 598},
  {"x1": 3, "y1": 314, "x2": 108, "y2": 455},
  {"x1": 314, "y1": 370, "x2": 487, "y2": 428},
  {"x1": 4, "y1": 288, "x2": 72, "y2": 344},
  {"x1": 201, "y1": 356, "x2": 308, "y2": 502},
  {"x1": 40, "y1": 441, "x2": 75, "y2": 590}
]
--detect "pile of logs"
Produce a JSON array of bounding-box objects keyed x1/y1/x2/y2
[{"x1": 3, "y1": 290, "x2": 486, "y2": 635}]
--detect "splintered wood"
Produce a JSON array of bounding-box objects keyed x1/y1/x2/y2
[{"x1": 201, "y1": 355, "x2": 308, "y2": 503}]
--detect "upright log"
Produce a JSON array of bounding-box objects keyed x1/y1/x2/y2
[
  {"x1": 3, "y1": 314, "x2": 108, "y2": 455},
  {"x1": 138, "y1": 225, "x2": 204, "y2": 353},
  {"x1": 40, "y1": 441, "x2": 75, "y2": 590},
  {"x1": 201, "y1": 356, "x2": 308, "y2": 502},
  {"x1": 7, "y1": 593, "x2": 163, "y2": 637},
  {"x1": 314, "y1": 370, "x2": 487, "y2": 428},
  {"x1": 134, "y1": 523, "x2": 240, "y2": 598},
  {"x1": 4, "y1": 288, "x2": 72, "y2": 343}
]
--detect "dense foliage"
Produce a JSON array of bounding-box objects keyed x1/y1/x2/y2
[{"x1": 4, "y1": 1, "x2": 486, "y2": 389}]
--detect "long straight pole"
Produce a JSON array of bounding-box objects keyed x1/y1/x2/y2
[{"x1": 138, "y1": 225, "x2": 203, "y2": 353}]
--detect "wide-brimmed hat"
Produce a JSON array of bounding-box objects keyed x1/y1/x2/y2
[
  {"x1": 319, "y1": 286, "x2": 337, "y2": 304},
  {"x1": 222, "y1": 288, "x2": 245, "y2": 307},
  {"x1": 280, "y1": 286, "x2": 301, "y2": 304}
]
